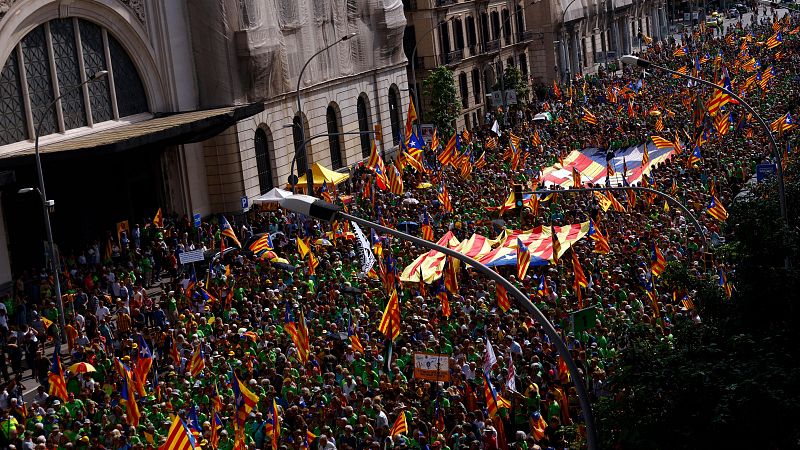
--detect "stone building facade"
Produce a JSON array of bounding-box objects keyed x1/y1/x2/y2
[{"x1": 0, "y1": 0, "x2": 409, "y2": 285}]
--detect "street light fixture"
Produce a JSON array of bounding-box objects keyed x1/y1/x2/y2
[
  {"x1": 28, "y1": 68, "x2": 108, "y2": 349},
  {"x1": 279, "y1": 194, "x2": 600, "y2": 450},
  {"x1": 621, "y1": 54, "x2": 790, "y2": 268},
  {"x1": 295, "y1": 33, "x2": 357, "y2": 194}
]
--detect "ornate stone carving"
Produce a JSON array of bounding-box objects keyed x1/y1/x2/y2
[
  {"x1": 1, "y1": 0, "x2": 20, "y2": 22},
  {"x1": 119, "y1": 0, "x2": 145, "y2": 25}
]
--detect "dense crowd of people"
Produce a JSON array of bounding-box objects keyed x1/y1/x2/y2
[{"x1": 1, "y1": 6, "x2": 797, "y2": 449}]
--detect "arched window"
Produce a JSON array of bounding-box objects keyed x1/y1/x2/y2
[
  {"x1": 466, "y1": 17, "x2": 477, "y2": 52},
  {"x1": 326, "y1": 103, "x2": 343, "y2": 170},
  {"x1": 490, "y1": 11, "x2": 501, "y2": 41},
  {"x1": 0, "y1": 18, "x2": 148, "y2": 146},
  {"x1": 515, "y1": 3, "x2": 526, "y2": 35},
  {"x1": 254, "y1": 127, "x2": 274, "y2": 193},
  {"x1": 388, "y1": 85, "x2": 402, "y2": 145},
  {"x1": 501, "y1": 9, "x2": 512, "y2": 45},
  {"x1": 357, "y1": 94, "x2": 372, "y2": 158},
  {"x1": 471, "y1": 69, "x2": 482, "y2": 104},
  {"x1": 453, "y1": 19, "x2": 465, "y2": 51},
  {"x1": 459, "y1": 72, "x2": 469, "y2": 109},
  {"x1": 519, "y1": 52, "x2": 529, "y2": 77},
  {"x1": 439, "y1": 22, "x2": 451, "y2": 55},
  {"x1": 480, "y1": 13, "x2": 490, "y2": 45},
  {"x1": 292, "y1": 114, "x2": 309, "y2": 174}
]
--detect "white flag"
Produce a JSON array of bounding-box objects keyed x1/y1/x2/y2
[
  {"x1": 484, "y1": 336, "x2": 497, "y2": 375},
  {"x1": 351, "y1": 221, "x2": 376, "y2": 275},
  {"x1": 505, "y1": 352, "x2": 516, "y2": 392},
  {"x1": 491, "y1": 120, "x2": 501, "y2": 136}
]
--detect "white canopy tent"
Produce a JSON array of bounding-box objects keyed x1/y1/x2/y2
[{"x1": 251, "y1": 187, "x2": 293, "y2": 205}]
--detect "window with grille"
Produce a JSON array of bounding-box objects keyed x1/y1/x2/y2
[
  {"x1": 254, "y1": 127, "x2": 274, "y2": 193},
  {"x1": 0, "y1": 18, "x2": 149, "y2": 147},
  {"x1": 357, "y1": 94, "x2": 372, "y2": 158},
  {"x1": 327, "y1": 104, "x2": 343, "y2": 170},
  {"x1": 388, "y1": 85, "x2": 402, "y2": 145}
]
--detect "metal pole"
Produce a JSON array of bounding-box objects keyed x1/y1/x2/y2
[
  {"x1": 288, "y1": 131, "x2": 376, "y2": 193},
  {"x1": 623, "y1": 55, "x2": 790, "y2": 268},
  {"x1": 296, "y1": 34, "x2": 356, "y2": 195},
  {"x1": 34, "y1": 123, "x2": 67, "y2": 348},
  {"x1": 336, "y1": 211, "x2": 599, "y2": 450},
  {"x1": 31, "y1": 72, "x2": 107, "y2": 348},
  {"x1": 560, "y1": 0, "x2": 581, "y2": 79},
  {"x1": 529, "y1": 186, "x2": 709, "y2": 247}
]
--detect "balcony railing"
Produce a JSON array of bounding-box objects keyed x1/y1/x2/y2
[
  {"x1": 516, "y1": 30, "x2": 536, "y2": 42},
  {"x1": 444, "y1": 49, "x2": 464, "y2": 65},
  {"x1": 483, "y1": 39, "x2": 500, "y2": 53}
]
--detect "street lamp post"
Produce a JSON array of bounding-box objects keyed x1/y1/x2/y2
[
  {"x1": 23, "y1": 69, "x2": 108, "y2": 348},
  {"x1": 557, "y1": 0, "x2": 581, "y2": 80},
  {"x1": 621, "y1": 55, "x2": 790, "y2": 268},
  {"x1": 285, "y1": 130, "x2": 376, "y2": 193},
  {"x1": 279, "y1": 194, "x2": 600, "y2": 450},
  {"x1": 295, "y1": 33, "x2": 357, "y2": 195}
]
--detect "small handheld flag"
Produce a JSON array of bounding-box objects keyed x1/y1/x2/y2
[{"x1": 516, "y1": 238, "x2": 531, "y2": 280}]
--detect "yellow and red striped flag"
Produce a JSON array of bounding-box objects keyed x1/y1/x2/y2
[
  {"x1": 421, "y1": 211, "x2": 434, "y2": 241},
  {"x1": 589, "y1": 219, "x2": 611, "y2": 254},
  {"x1": 650, "y1": 244, "x2": 667, "y2": 277},
  {"x1": 405, "y1": 96, "x2": 417, "y2": 145},
  {"x1": 531, "y1": 130, "x2": 541, "y2": 146},
  {"x1": 516, "y1": 238, "x2": 531, "y2": 280},
  {"x1": 551, "y1": 225, "x2": 562, "y2": 264},
  {"x1": 444, "y1": 257, "x2": 459, "y2": 294},
  {"x1": 188, "y1": 344, "x2": 205, "y2": 377},
  {"x1": 220, "y1": 216, "x2": 241, "y2": 248},
  {"x1": 390, "y1": 412, "x2": 408, "y2": 436},
  {"x1": 153, "y1": 208, "x2": 163, "y2": 228},
  {"x1": 483, "y1": 372, "x2": 511, "y2": 417},
  {"x1": 581, "y1": 107, "x2": 598, "y2": 125},
  {"x1": 572, "y1": 251, "x2": 588, "y2": 288},
  {"x1": 160, "y1": 414, "x2": 195, "y2": 450},
  {"x1": 48, "y1": 352, "x2": 68, "y2": 400},
  {"x1": 707, "y1": 195, "x2": 729, "y2": 221},
  {"x1": 438, "y1": 182, "x2": 453, "y2": 213},
  {"x1": 387, "y1": 162, "x2": 404, "y2": 195},
  {"x1": 496, "y1": 283, "x2": 510, "y2": 312},
  {"x1": 378, "y1": 290, "x2": 401, "y2": 341},
  {"x1": 430, "y1": 128, "x2": 440, "y2": 151}
]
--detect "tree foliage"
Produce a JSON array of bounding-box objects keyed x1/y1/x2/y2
[
  {"x1": 501, "y1": 66, "x2": 530, "y2": 106},
  {"x1": 423, "y1": 66, "x2": 460, "y2": 137},
  {"x1": 595, "y1": 160, "x2": 800, "y2": 449}
]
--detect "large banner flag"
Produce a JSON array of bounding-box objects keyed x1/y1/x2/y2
[
  {"x1": 399, "y1": 223, "x2": 590, "y2": 283},
  {"x1": 351, "y1": 221, "x2": 376, "y2": 275},
  {"x1": 541, "y1": 143, "x2": 676, "y2": 188}
]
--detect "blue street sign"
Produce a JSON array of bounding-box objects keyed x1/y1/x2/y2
[
  {"x1": 756, "y1": 163, "x2": 777, "y2": 182},
  {"x1": 193, "y1": 213, "x2": 201, "y2": 228},
  {"x1": 241, "y1": 196, "x2": 249, "y2": 210}
]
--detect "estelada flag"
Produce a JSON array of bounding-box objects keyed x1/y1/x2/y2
[
  {"x1": 159, "y1": 414, "x2": 195, "y2": 450},
  {"x1": 378, "y1": 289, "x2": 401, "y2": 341}
]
